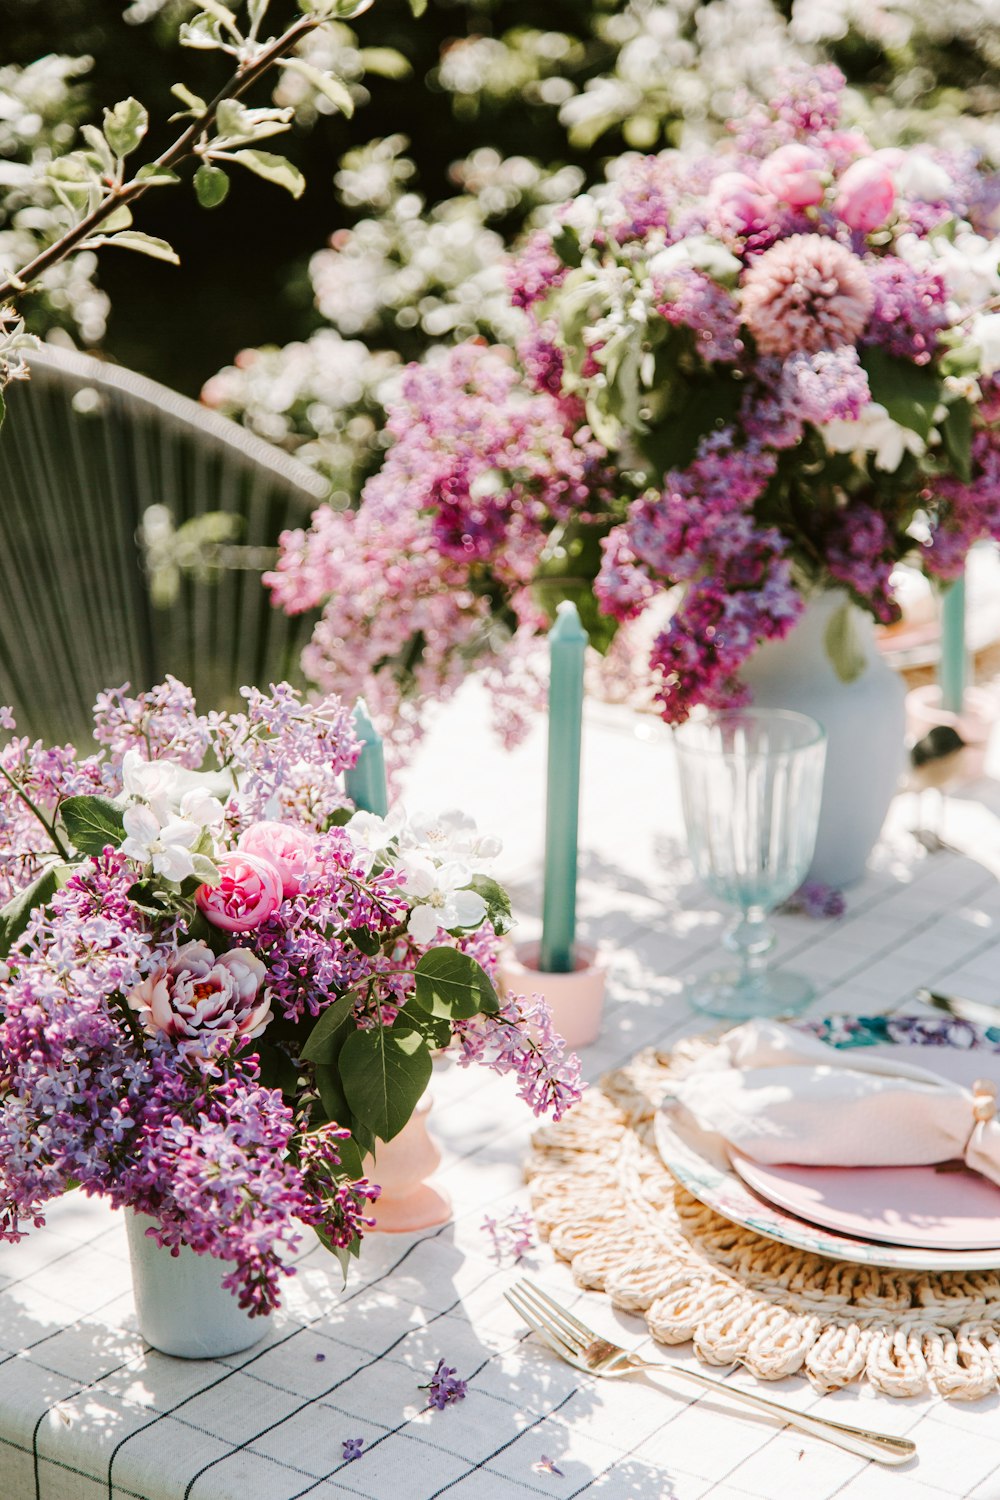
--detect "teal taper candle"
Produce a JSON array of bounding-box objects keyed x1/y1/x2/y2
[
  {"x1": 344, "y1": 699, "x2": 389, "y2": 816},
  {"x1": 939, "y1": 573, "x2": 967, "y2": 716},
  {"x1": 540, "y1": 600, "x2": 588, "y2": 974}
]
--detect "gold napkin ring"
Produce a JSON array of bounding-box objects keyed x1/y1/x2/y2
[{"x1": 972, "y1": 1079, "x2": 998, "y2": 1125}]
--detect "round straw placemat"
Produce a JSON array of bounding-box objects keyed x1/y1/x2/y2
[{"x1": 526, "y1": 1043, "x2": 1000, "y2": 1400}]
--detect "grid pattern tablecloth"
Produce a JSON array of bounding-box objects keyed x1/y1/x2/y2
[{"x1": 3, "y1": 684, "x2": 1000, "y2": 1500}]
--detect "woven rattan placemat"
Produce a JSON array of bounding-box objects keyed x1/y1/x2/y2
[{"x1": 526, "y1": 1044, "x2": 1000, "y2": 1400}]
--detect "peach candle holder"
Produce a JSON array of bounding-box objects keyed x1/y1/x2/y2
[
  {"x1": 365, "y1": 1092, "x2": 451, "y2": 1233},
  {"x1": 906, "y1": 684, "x2": 997, "y2": 784},
  {"x1": 498, "y1": 940, "x2": 607, "y2": 1049}
]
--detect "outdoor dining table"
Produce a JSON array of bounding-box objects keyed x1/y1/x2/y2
[{"x1": 2, "y1": 684, "x2": 1000, "y2": 1500}]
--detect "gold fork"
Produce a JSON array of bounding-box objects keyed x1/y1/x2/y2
[{"x1": 505, "y1": 1279, "x2": 916, "y2": 1468}]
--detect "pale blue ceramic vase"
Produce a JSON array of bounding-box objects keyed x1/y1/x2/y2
[{"x1": 125, "y1": 1209, "x2": 269, "y2": 1359}]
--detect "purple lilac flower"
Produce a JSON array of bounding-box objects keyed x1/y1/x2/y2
[
  {"x1": 863, "y1": 259, "x2": 949, "y2": 366},
  {"x1": 453, "y1": 994, "x2": 583, "y2": 1121},
  {"x1": 481, "y1": 1207, "x2": 535, "y2": 1262},
  {"x1": 341, "y1": 1437, "x2": 364, "y2": 1462},
  {"x1": 421, "y1": 1360, "x2": 468, "y2": 1410},
  {"x1": 778, "y1": 347, "x2": 870, "y2": 426},
  {"x1": 534, "y1": 1455, "x2": 565, "y2": 1477},
  {"x1": 783, "y1": 881, "x2": 846, "y2": 919}
]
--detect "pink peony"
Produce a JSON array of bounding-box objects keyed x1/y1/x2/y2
[
  {"x1": 238, "y1": 821, "x2": 318, "y2": 897},
  {"x1": 127, "y1": 940, "x2": 271, "y2": 1055},
  {"x1": 758, "y1": 144, "x2": 826, "y2": 209},
  {"x1": 835, "y1": 159, "x2": 896, "y2": 234},
  {"x1": 196, "y1": 851, "x2": 283, "y2": 932},
  {"x1": 708, "y1": 171, "x2": 776, "y2": 234},
  {"x1": 741, "y1": 234, "x2": 874, "y2": 357}
]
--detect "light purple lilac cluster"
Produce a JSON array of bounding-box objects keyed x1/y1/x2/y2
[
  {"x1": 0, "y1": 679, "x2": 583, "y2": 1313},
  {"x1": 267, "y1": 66, "x2": 1000, "y2": 733}
]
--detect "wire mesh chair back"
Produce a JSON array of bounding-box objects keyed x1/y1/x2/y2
[{"x1": 0, "y1": 344, "x2": 326, "y2": 744}]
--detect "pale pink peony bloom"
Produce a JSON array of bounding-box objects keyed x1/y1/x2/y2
[
  {"x1": 196, "y1": 851, "x2": 283, "y2": 932},
  {"x1": 758, "y1": 144, "x2": 826, "y2": 209},
  {"x1": 708, "y1": 171, "x2": 776, "y2": 233},
  {"x1": 238, "y1": 821, "x2": 318, "y2": 897},
  {"x1": 835, "y1": 159, "x2": 896, "y2": 234},
  {"x1": 127, "y1": 940, "x2": 271, "y2": 1055},
  {"x1": 741, "y1": 234, "x2": 874, "y2": 358}
]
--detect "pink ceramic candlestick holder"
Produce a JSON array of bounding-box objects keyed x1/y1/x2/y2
[
  {"x1": 365, "y1": 1092, "x2": 452, "y2": 1233},
  {"x1": 498, "y1": 940, "x2": 607, "y2": 1049}
]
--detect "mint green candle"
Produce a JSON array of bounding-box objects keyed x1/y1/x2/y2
[
  {"x1": 344, "y1": 699, "x2": 388, "y2": 816},
  {"x1": 540, "y1": 601, "x2": 588, "y2": 974},
  {"x1": 940, "y1": 574, "x2": 967, "y2": 716}
]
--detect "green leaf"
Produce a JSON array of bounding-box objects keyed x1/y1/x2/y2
[
  {"x1": 81, "y1": 124, "x2": 115, "y2": 173},
  {"x1": 414, "y1": 947, "x2": 499, "y2": 1019},
  {"x1": 552, "y1": 225, "x2": 583, "y2": 269},
  {"x1": 83, "y1": 230, "x2": 180, "y2": 264},
  {"x1": 408, "y1": 0, "x2": 427, "y2": 14},
  {"x1": 103, "y1": 98, "x2": 148, "y2": 159},
  {"x1": 333, "y1": 1134, "x2": 366, "y2": 1182},
  {"x1": 300, "y1": 991, "x2": 356, "y2": 1064},
  {"x1": 313, "y1": 1062, "x2": 351, "y2": 1126},
  {"x1": 170, "y1": 83, "x2": 207, "y2": 115},
  {"x1": 101, "y1": 204, "x2": 134, "y2": 232},
  {"x1": 859, "y1": 347, "x2": 943, "y2": 441},
  {"x1": 0, "y1": 389, "x2": 6, "y2": 431},
  {"x1": 227, "y1": 149, "x2": 305, "y2": 199},
  {"x1": 942, "y1": 399, "x2": 973, "y2": 484},
  {"x1": 358, "y1": 47, "x2": 412, "y2": 79},
  {"x1": 467, "y1": 875, "x2": 513, "y2": 937},
  {"x1": 60, "y1": 795, "x2": 126, "y2": 856},
  {"x1": 193, "y1": 162, "x2": 230, "y2": 208},
  {"x1": 134, "y1": 164, "x2": 181, "y2": 185},
  {"x1": 340, "y1": 1025, "x2": 432, "y2": 1142},
  {"x1": 275, "y1": 59, "x2": 355, "y2": 117},
  {"x1": 256, "y1": 1042, "x2": 300, "y2": 1095},
  {"x1": 0, "y1": 864, "x2": 63, "y2": 959},
  {"x1": 824, "y1": 598, "x2": 866, "y2": 684},
  {"x1": 348, "y1": 925, "x2": 382, "y2": 957},
  {"x1": 399, "y1": 994, "x2": 452, "y2": 1050}
]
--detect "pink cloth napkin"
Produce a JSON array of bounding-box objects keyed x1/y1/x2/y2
[{"x1": 670, "y1": 1019, "x2": 1000, "y2": 1185}]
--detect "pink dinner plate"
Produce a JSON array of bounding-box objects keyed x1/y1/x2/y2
[
  {"x1": 727, "y1": 1037, "x2": 1000, "y2": 1250},
  {"x1": 730, "y1": 1153, "x2": 1000, "y2": 1251}
]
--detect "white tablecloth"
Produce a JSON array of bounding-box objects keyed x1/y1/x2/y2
[{"x1": 3, "y1": 684, "x2": 1000, "y2": 1500}]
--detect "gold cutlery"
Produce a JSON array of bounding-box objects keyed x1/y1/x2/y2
[{"x1": 504, "y1": 1278, "x2": 916, "y2": 1467}]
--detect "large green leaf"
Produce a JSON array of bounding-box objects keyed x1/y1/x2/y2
[
  {"x1": 860, "y1": 347, "x2": 943, "y2": 441},
  {"x1": 228, "y1": 149, "x2": 305, "y2": 199},
  {"x1": 941, "y1": 399, "x2": 973, "y2": 484},
  {"x1": 825, "y1": 598, "x2": 866, "y2": 683},
  {"x1": 339, "y1": 1025, "x2": 432, "y2": 1142},
  {"x1": 300, "y1": 992, "x2": 356, "y2": 1064},
  {"x1": 103, "y1": 97, "x2": 148, "y2": 158},
  {"x1": 60, "y1": 795, "x2": 126, "y2": 856},
  {"x1": 413, "y1": 948, "x2": 499, "y2": 1019},
  {"x1": 0, "y1": 864, "x2": 64, "y2": 959}
]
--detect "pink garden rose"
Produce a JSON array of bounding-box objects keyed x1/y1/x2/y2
[
  {"x1": 127, "y1": 940, "x2": 271, "y2": 1056},
  {"x1": 758, "y1": 143, "x2": 826, "y2": 208},
  {"x1": 196, "y1": 851, "x2": 283, "y2": 932},
  {"x1": 835, "y1": 158, "x2": 896, "y2": 233},
  {"x1": 238, "y1": 820, "x2": 317, "y2": 897}
]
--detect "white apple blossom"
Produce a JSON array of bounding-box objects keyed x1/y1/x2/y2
[
  {"x1": 821, "y1": 402, "x2": 927, "y2": 472},
  {"x1": 647, "y1": 235, "x2": 742, "y2": 285},
  {"x1": 400, "y1": 854, "x2": 488, "y2": 944},
  {"x1": 121, "y1": 805, "x2": 206, "y2": 884},
  {"x1": 971, "y1": 312, "x2": 1000, "y2": 376},
  {"x1": 403, "y1": 809, "x2": 502, "y2": 864},
  {"x1": 344, "y1": 806, "x2": 407, "y2": 873},
  {"x1": 894, "y1": 152, "x2": 953, "y2": 204}
]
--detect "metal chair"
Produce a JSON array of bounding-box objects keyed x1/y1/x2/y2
[{"x1": 0, "y1": 344, "x2": 326, "y2": 743}]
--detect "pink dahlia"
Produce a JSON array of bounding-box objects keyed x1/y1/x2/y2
[
  {"x1": 127, "y1": 940, "x2": 271, "y2": 1057},
  {"x1": 741, "y1": 234, "x2": 874, "y2": 358}
]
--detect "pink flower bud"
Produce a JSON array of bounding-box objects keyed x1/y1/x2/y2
[
  {"x1": 758, "y1": 144, "x2": 826, "y2": 209},
  {"x1": 196, "y1": 851, "x2": 283, "y2": 932},
  {"x1": 238, "y1": 821, "x2": 318, "y2": 897},
  {"x1": 835, "y1": 158, "x2": 896, "y2": 233}
]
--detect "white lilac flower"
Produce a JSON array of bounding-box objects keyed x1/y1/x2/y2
[
  {"x1": 821, "y1": 402, "x2": 927, "y2": 472},
  {"x1": 400, "y1": 854, "x2": 488, "y2": 944}
]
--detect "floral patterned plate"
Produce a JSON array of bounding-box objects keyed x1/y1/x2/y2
[{"x1": 654, "y1": 1014, "x2": 1000, "y2": 1271}]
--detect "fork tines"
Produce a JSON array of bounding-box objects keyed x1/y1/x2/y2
[{"x1": 504, "y1": 1278, "x2": 597, "y2": 1364}]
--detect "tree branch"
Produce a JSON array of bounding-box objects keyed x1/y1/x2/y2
[{"x1": 0, "y1": 13, "x2": 322, "y2": 305}]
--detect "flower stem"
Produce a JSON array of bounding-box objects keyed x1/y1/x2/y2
[{"x1": 0, "y1": 761, "x2": 70, "y2": 860}]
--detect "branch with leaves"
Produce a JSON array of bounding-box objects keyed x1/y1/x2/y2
[{"x1": 0, "y1": 0, "x2": 424, "y2": 419}]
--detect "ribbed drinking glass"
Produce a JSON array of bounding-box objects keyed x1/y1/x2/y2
[{"x1": 674, "y1": 709, "x2": 827, "y2": 1020}]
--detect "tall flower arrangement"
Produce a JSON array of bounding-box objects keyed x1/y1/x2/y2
[
  {"x1": 268, "y1": 69, "x2": 1000, "y2": 733},
  {"x1": 0, "y1": 678, "x2": 581, "y2": 1313}
]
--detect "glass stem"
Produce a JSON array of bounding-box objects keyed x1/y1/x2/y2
[{"x1": 723, "y1": 907, "x2": 775, "y2": 991}]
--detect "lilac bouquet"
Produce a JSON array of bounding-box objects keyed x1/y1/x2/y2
[
  {"x1": 0, "y1": 678, "x2": 581, "y2": 1314},
  {"x1": 267, "y1": 68, "x2": 1000, "y2": 734}
]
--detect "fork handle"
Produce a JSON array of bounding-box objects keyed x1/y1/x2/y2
[{"x1": 636, "y1": 1360, "x2": 915, "y2": 1466}]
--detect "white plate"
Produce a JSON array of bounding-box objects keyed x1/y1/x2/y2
[{"x1": 654, "y1": 1013, "x2": 1000, "y2": 1271}]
